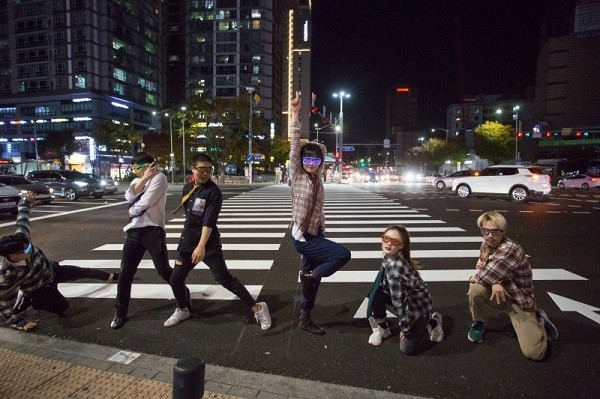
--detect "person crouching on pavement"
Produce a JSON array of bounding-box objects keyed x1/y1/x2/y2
[
  {"x1": 467, "y1": 211, "x2": 558, "y2": 360},
  {"x1": 0, "y1": 192, "x2": 117, "y2": 332},
  {"x1": 366, "y1": 225, "x2": 444, "y2": 354},
  {"x1": 166, "y1": 153, "x2": 271, "y2": 329}
]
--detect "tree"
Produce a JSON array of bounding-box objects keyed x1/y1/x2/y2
[
  {"x1": 473, "y1": 121, "x2": 514, "y2": 164},
  {"x1": 91, "y1": 121, "x2": 140, "y2": 178},
  {"x1": 37, "y1": 129, "x2": 78, "y2": 168},
  {"x1": 409, "y1": 138, "x2": 468, "y2": 172}
]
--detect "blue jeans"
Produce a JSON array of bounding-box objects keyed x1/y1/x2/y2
[
  {"x1": 115, "y1": 226, "x2": 173, "y2": 316},
  {"x1": 292, "y1": 229, "x2": 351, "y2": 311}
]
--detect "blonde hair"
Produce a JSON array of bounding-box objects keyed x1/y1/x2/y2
[
  {"x1": 384, "y1": 225, "x2": 422, "y2": 271},
  {"x1": 476, "y1": 211, "x2": 507, "y2": 230}
]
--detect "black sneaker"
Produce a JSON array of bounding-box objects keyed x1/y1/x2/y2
[
  {"x1": 537, "y1": 309, "x2": 558, "y2": 340},
  {"x1": 468, "y1": 321, "x2": 484, "y2": 343},
  {"x1": 299, "y1": 319, "x2": 326, "y2": 335}
]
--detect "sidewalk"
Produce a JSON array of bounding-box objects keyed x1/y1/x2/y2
[{"x1": 0, "y1": 327, "x2": 425, "y2": 399}]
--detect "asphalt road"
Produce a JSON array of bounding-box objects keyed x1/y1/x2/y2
[{"x1": 1, "y1": 183, "x2": 599, "y2": 399}]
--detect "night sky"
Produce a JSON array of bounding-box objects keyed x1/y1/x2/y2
[{"x1": 310, "y1": 0, "x2": 575, "y2": 143}]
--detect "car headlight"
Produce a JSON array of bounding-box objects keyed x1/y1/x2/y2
[
  {"x1": 74, "y1": 181, "x2": 88, "y2": 187},
  {"x1": 48, "y1": 188, "x2": 53, "y2": 193}
]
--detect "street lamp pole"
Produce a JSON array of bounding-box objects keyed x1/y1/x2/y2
[
  {"x1": 153, "y1": 110, "x2": 176, "y2": 183},
  {"x1": 247, "y1": 88, "x2": 254, "y2": 185},
  {"x1": 431, "y1": 128, "x2": 449, "y2": 142},
  {"x1": 333, "y1": 91, "x2": 350, "y2": 181},
  {"x1": 513, "y1": 105, "x2": 520, "y2": 163},
  {"x1": 181, "y1": 106, "x2": 187, "y2": 182}
]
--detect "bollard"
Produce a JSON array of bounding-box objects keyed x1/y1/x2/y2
[{"x1": 172, "y1": 357, "x2": 205, "y2": 399}]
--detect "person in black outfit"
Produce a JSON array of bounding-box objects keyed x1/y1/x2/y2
[{"x1": 165, "y1": 153, "x2": 271, "y2": 329}]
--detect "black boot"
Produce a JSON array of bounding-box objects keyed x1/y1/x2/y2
[{"x1": 299, "y1": 310, "x2": 326, "y2": 335}]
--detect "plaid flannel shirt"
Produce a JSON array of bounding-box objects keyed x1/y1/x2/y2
[
  {"x1": 381, "y1": 253, "x2": 432, "y2": 333},
  {"x1": 0, "y1": 200, "x2": 56, "y2": 328},
  {"x1": 474, "y1": 237, "x2": 536, "y2": 312},
  {"x1": 289, "y1": 121, "x2": 327, "y2": 235}
]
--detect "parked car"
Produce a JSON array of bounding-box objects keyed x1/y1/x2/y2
[
  {"x1": 26, "y1": 170, "x2": 104, "y2": 201},
  {"x1": 557, "y1": 174, "x2": 600, "y2": 190},
  {"x1": 84, "y1": 174, "x2": 118, "y2": 195},
  {"x1": 452, "y1": 165, "x2": 551, "y2": 202},
  {"x1": 0, "y1": 184, "x2": 22, "y2": 214},
  {"x1": 0, "y1": 175, "x2": 54, "y2": 204},
  {"x1": 433, "y1": 170, "x2": 478, "y2": 190}
]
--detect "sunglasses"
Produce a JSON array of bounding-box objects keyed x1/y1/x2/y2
[
  {"x1": 191, "y1": 166, "x2": 213, "y2": 174},
  {"x1": 302, "y1": 157, "x2": 322, "y2": 166},
  {"x1": 381, "y1": 235, "x2": 402, "y2": 247},
  {"x1": 132, "y1": 163, "x2": 149, "y2": 172},
  {"x1": 14, "y1": 242, "x2": 32, "y2": 256},
  {"x1": 481, "y1": 228, "x2": 503, "y2": 236}
]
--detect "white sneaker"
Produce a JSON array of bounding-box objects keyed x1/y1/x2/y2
[
  {"x1": 368, "y1": 326, "x2": 391, "y2": 346},
  {"x1": 429, "y1": 312, "x2": 444, "y2": 342},
  {"x1": 254, "y1": 302, "x2": 272, "y2": 330},
  {"x1": 164, "y1": 308, "x2": 190, "y2": 327}
]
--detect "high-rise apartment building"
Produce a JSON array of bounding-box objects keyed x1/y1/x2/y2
[{"x1": 0, "y1": 0, "x2": 162, "y2": 165}]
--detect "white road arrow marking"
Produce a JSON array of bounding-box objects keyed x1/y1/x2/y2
[{"x1": 548, "y1": 292, "x2": 600, "y2": 325}]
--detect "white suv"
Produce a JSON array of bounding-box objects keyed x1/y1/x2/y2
[{"x1": 452, "y1": 165, "x2": 551, "y2": 201}]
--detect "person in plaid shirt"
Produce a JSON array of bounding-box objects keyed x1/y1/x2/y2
[
  {"x1": 467, "y1": 211, "x2": 558, "y2": 360},
  {"x1": 289, "y1": 91, "x2": 351, "y2": 335},
  {"x1": 366, "y1": 225, "x2": 444, "y2": 354},
  {"x1": 0, "y1": 192, "x2": 116, "y2": 332}
]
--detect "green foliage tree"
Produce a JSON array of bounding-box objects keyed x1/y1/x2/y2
[
  {"x1": 183, "y1": 92, "x2": 265, "y2": 175},
  {"x1": 408, "y1": 138, "x2": 468, "y2": 172},
  {"x1": 473, "y1": 121, "x2": 515, "y2": 164},
  {"x1": 91, "y1": 121, "x2": 140, "y2": 178},
  {"x1": 37, "y1": 129, "x2": 78, "y2": 168}
]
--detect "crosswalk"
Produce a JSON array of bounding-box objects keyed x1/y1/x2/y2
[{"x1": 61, "y1": 184, "x2": 587, "y2": 306}]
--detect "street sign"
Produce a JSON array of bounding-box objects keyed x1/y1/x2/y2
[
  {"x1": 383, "y1": 139, "x2": 390, "y2": 148},
  {"x1": 246, "y1": 154, "x2": 253, "y2": 162},
  {"x1": 342, "y1": 146, "x2": 354, "y2": 152}
]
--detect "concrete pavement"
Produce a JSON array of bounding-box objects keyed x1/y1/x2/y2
[{"x1": 0, "y1": 327, "x2": 425, "y2": 399}]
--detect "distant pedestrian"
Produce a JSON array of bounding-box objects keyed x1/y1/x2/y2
[
  {"x1": 288, "y1": 92, "x2": 351, "y2": 335},
  {"x1": 366, "y1": 225, "x2": 443, "y2": 354},
  {"x1": 0, "y1": 192, "x2": 116, "y2": 332},
  {"x1": 111, "y1": 152, "x2": 174, "y2": 329},
  {"x1": 166, "y1": 153, "x2": 271, "y2": 329},
  {"x1": 467, "y1": 211, "x2": 558, "y2": 360}
]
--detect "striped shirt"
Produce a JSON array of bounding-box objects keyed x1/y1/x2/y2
[
  {"x1": 474, "y1": 237, "x2": 536, "y2": 312},
  {"x1": 0, "y1": 200, "x2": 57, "y2": 328},
  {"x1": 289, "y1": 121, "x2": 327, "y2": 235},
  {"x1": 381, "y1": 253, "x2": 433, "y2": 333}
]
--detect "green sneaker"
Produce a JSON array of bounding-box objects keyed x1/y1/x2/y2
[{"x1": 468, "y1": 321, "x2": 484, "y2": 343}]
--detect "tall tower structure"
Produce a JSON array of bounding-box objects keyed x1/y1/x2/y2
[{"x1": 385, "y1": 85, "x2": 418, "y2": 163}]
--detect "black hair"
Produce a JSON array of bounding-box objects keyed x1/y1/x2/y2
[
  {"x1": 191, "y1": 153, "x2": 213, "y2": 165},
  {"x1": 131, "y1": 152, "x2": 154, "y2": 165},
  {"x1": 299, "y1": 143, "x2": 324, "y2": 173}
]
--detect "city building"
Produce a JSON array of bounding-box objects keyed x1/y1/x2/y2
[
  {"x1": 0, "y1": 0, "x2": 162, "y2": 171},
  {"x1": 386, "y1": 84, "x2": 419, "y2": 165}
]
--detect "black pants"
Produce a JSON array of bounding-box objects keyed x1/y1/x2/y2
[
  {"x1": 171, "y1": 244, "x2": 255, "y2": 309},
  {"x1": 115, "y1": 226, "x2": 173, "y2": 316},
  {"x1": 30, "y1": 264, "x2": 111, "y2": 315}
]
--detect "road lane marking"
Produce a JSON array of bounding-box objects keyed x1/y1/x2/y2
[
  {"x1": 321, "y1": 268, "x2": 587, "y2": 283},
  {"x1": 93, "y1": 243, "x2": 280, "y2": 251},
  {"x1": 61, "y1": 259, "x2": 273, "y2": 270},
  {"x1": 60, "y1": 283, "x2": 263, "y2": 300}
]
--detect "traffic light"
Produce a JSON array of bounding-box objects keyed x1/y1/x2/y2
[
  {"x1": 545, "y1": 132, "x2": 552, "y2": 137},
  {"x1": 524, "y1": 131, "x2": 531, "y2": 138},
  {"x1": 583, "y1": 131, "x2": 589, "y2": 137},
  {"x1": 575, "y1": 131, "x2": 582, "y2": 137},
  {"x1": 517, "y1": 131, "x2": 524, "y2": 138},
  {"x1": 311, "y1": 106, "x2": 318, "y2": 114}
]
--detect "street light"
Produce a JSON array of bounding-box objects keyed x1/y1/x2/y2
[
  {"x1": 431, "y1": 128, "x2": 450, "y2": 142},
  {"x1": 513, "y1": 105, "x2": 520, "y2": 163},
  {"x1": 314, "y1": 123, "x2": 329, "y2": 142},
  {"x1": 332, "y1": 91, "x2": 350, "y2": 180},
  {"x1": 226, "y1": 77, "x2": 255, "y2": 184},
  {"x1": 181, "y1": 106, "x2": 187, "y2": 181},
  {"x1": 152, "y1": 110, "x2": 176, "y2": 183}
]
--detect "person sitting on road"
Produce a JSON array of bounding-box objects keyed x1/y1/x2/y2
[
  {"x1": 288, "y1": 92, "x2": 351, "y2": 335},
  {"x1": 366, "y1": 225, "x2": 444, "y2": 354},
  {"x1": 0, "y1": 192, "x2": 117, "y2": 332},
  {"x1": 167, "y1": 153, "x2": 271, "y2": 329},
  {"x1": 467, "y1": 211, "x2": 558, "y2": 360}
]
